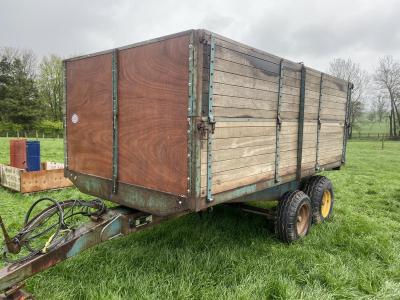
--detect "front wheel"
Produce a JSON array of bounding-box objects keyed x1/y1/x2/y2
[{"x1": 275, "y1": 190, "x2": 312, "y2": 243}]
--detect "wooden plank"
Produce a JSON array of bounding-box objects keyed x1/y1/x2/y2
[
  {"x1": 66, "y1": 53, "x2": 113, "y2": 179},
  {"x1": 20, "y1": 169, "x2": 73, "y2": 193},
  {"x1": 213, "y1": 35, "x2": 302, "y2": 74},
  {"x1": 118, "y1": 34, "x2": 190, "y2": 196},
  {"x1": 213, "y1": 107, "x2": 301, "y2": 119},
  {"x1": 213, "y1": 54, "x2": 300, "y2": 87},
  {"x1": 208, "y1": 82, "x2": 300, "y2": 103},
  {"x1": 213, "y1": 70, "x2": 300, "y2": 96},
  {"x1": 0, "y1": 164, "x2": 21, "y2": 191},
  {"x1": 306, "y1": 68, "x2": 347, "y2": 87}
]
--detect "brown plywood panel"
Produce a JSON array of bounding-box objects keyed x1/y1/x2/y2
[
  {"x1": 66, "y1": 54, "x2": 113, "y2": 179},
  {"x1": 21, "y1": 169, "x2": 73, "y2": 193},
  {"x1": 118, "y1": 35, "x2": 189, "y2": 196}
]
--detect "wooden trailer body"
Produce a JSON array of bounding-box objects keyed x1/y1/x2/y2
[{"x1": 64, "y1": 29, "x2": 351, "y2": 216}]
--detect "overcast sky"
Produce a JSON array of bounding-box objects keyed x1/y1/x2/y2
[{"x1": 1, "y1": 0, "x2": 399, "y2": 73}]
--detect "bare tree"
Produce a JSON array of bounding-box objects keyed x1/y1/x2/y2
[
  {"x1": 373, "y1": 95, "x2": 389, "y2": 123},
  {"x1": 0, "y1": 47, "x2": 37, "y2": 79},
  {"x1": 374, "y1": 55, "x2": 400, "y2": 136},
  {"x1": 329, "y1": 58, "x2": 369, "y2": 138},
  {"x1": 37, "y1": 55, "x2": 63, "y2": 121}
]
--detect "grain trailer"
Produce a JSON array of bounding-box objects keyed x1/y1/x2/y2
[{"x1": 0, "y1": 29, "x2": 352, "y2": 299}]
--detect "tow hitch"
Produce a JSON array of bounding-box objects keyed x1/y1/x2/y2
[{"x1": 0, "y1": 198, "x2": 158, "y2": 299}]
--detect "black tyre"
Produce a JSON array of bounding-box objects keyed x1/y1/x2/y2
[
  {"x1": 303, "y1": 176, "x2": 334, "y2": 224},
  {"x1": 275, "y1": 190, "x2": 312, "y2": 243}
]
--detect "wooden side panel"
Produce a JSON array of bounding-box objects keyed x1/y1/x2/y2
[
  {"x1": 118, "y1": 35, "x2": 189, "y2": 196},
  {"x1": 200, "y1": 36, "x2": 302, "y2": 196},
  {"x1": 301, "y1": 70, "x2": 348, "y2": 174},
  {"x1": 0, "y1": 164, "x2": 73, "y2": 193},
  {"x1": 20, "y1": 169, "x2": 73, "y2": 193},
  {"x1": 66, "y1": 54, "x2": 113, "y2": 179}
]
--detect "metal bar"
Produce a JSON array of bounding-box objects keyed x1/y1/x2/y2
[
  {"x1": 0, "y1": 207, "x2": 157, "y2": 293},
  {"x1": 67, "y1": 170, "x2": 188, "y2": 216},
  {"x1": 194, "y1": 31, "x2": 204, "y2": 207},
  {"x1": 342, "y1": 82, "x2": 353, "y2": 163},
  {"x1": 238, "y1": 204, "x2": 275, "y2": 219},
  {"x1": 206, "y1": 35, "x2": 216, "y2": 202},
  {"x1": 112, "y1": 49, "x2": 119, "y2": 194},
  {"x1": 315, "y1": 73, "x2": 324, "y2": 171},
  {"x1": 296, "y1": 65, "x2": 306, "y2": 181},
  {"x1": 187, "y1": 33, "x2": 195, "y2": 197},
  {"x1": 230, "y1": 180, "x2": 300, "y2": 204},
  {"x1": 63, "y1": 60, "x2": 68, "y2": 172},
  {"x1": 274, "y1": 59, "x2": 284, "y2": 183}
]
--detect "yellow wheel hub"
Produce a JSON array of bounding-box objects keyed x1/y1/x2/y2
[{"x1": 321, "y1": 190, "x2": 332, "y2": 218}]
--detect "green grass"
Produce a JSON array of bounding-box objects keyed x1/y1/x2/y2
[
  {"x1": 0, "y1": 137, "x2": 64, "y2": 164},
  {"x1": 0, "y1": 138, "x2": 400, "y2": 299},
  {"x1": 354, "y1": 115, "x2": 390, "y2": 136}
]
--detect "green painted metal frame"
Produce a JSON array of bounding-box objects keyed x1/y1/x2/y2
[
  {"x1": 274, "y1": 59, "x2": 284, "y2": 183},
  {"x1": 187, "y1": 33, "x2": 196, "y2": 196},
  {"x1": 111, "y1": 49, "x2": 119, "y2": 194},
  {"x1": 67, "y1": 170, "x2": 188, "y2": 216},
  {"x1": 231, "y1": 180, "x2": 300, "y2": 203},
  {"x1": 63, "y1": 60, "x2": 68, "y2": 171},
  {"x1": 342, "y1": 82, "x2": 353, "y2": 163},
  {"x1": 206, "y1": 35, "x2": 216, "y2": 202},
  {"x1": 315, "y1": 73, "x2": 324, "y2": 171},
  {"x1": 296, "y1": 65, "x2": 307, "y2": 181},
  {"x1": 0, "y1": 206, "x2": 171, "y2": 294}
]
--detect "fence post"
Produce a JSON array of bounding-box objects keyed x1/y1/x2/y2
[
  {"x1": 17, "y1": 131, "x2": 19, "y2": 138},
  {"x1": 6, "y1": 132, "x2": 8, "y2": 138},
  {"x1": 382, "y1": 134, "x2": 384, "y2": 150},
  {"x1": 42, "y1": 132, "x2": 45, "y2": 139}
]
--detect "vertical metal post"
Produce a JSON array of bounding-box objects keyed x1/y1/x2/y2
[
  {"x1": 315, "y1": 73, "x2": 324, "y2": 171},
  {"x1": 274, "y1": 59, "x2": 284, "y2": 183},
  {"x1": 187, "y1": 33, "x2": 195, "y2": 196},
  {"x1": 63, "y1": 60, "x2": 68, "y2": 171},
  {"x1": 112, "y1": 49, "x2": 119, "y2": 194},
  {"x1": 342, "y1": 82, "x2": 352, "y2": 163},
  {"x1": 206, "y1": 35, "x2": 216, "y2": 202},
  {"x1": 296, "y1": 65, "x2": 306, "y2": 181}
]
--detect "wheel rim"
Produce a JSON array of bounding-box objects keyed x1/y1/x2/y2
[
  {"x1": 321, "y1": 190, "x2": 332, "y2": 218},
  {"x1": 296, "y1": 203, "x2": 310, "y2": 236}
]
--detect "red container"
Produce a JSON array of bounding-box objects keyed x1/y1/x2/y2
[{"x1": 10, "y1": 139, "x2": 27, "y2": 169}]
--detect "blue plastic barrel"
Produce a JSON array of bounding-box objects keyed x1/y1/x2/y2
[{"x1": 26, "y1": 141, "x2": 41, "y2": 172}]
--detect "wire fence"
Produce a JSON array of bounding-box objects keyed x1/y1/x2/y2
[
  {"x1": 0, "y1": 130, "x2": 63, "y2": 139},
  {"x1": 351, "y1": 132, "x2": 400, "y2": 141}
]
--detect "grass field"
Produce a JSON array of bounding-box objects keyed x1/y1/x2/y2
[{"x1": 0, "y1": 137, "x2": 399, "y2": 299}]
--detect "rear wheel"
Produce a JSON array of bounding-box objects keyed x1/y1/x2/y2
[
  {"x1": 275, "y1": 190, "x2": 312, "y2": 243},
  {"x1": 303, "y1": 176, "x2": 334, "y2": 224}
]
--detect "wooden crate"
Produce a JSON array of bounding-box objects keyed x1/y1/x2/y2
[
  {"x1": 64, "y1": 29, "x2": 351, "y2": 216},
  {"x1": 0, "y1": 164, "x2": 73, "y2": 193}
]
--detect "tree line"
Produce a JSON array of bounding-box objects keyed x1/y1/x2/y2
[
  {"x1": 0, "y1": 46, "x2": 399, "y2": 138},
  {"x1": 0, "y1": 47, "x2": 63, "y2": 134},
  {"x1": 329, "y1": 56, "x2": 400, "y2": 138}
]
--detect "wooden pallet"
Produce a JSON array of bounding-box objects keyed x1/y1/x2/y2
[{"x1": 0, "y1": 163, "x2": 73, "y2": 193}]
